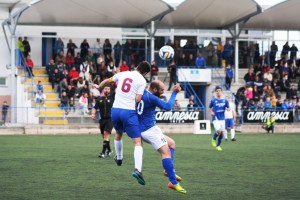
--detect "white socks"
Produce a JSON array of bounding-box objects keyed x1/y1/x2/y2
[
  {"x1": 134, "y1": 146, "x2": 143, "y2": 172},
  {"x1": 223, "y1": 130, "x2": 228, "y2": 139},
  {"x1": 114, "y1": 140, "x2": 123, "y2": 160},
  {"x1": 231, "y1": 129, "x2": 235, "y2": 139}
]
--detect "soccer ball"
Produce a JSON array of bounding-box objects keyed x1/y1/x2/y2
[{"x1": 159, "y1": 45, "x2": 174, "y2": 61}]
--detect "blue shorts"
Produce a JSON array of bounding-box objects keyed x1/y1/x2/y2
[
  {"x1": 111, "y1": 108, "x2": 141, "y2": 138},
  {"x1": 225, "y1": 118, "x2": 234, "y2": 129}
]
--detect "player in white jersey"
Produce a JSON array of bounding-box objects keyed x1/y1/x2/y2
[
  {"x1": 224, "y1": 95, "x2": 236, "y2": 141},
  {"x1": 99, "y1": 61, "x2": 150, "y2": 185}
]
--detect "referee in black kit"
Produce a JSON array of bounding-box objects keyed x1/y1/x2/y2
[{"x1": 91, "y1": 85, "x2": 115, "y2": 158}]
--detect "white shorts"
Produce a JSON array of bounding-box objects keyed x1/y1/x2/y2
[
  {"x1": 213, "y1": 120, "x2": 226, "y2": 132},
  {"x1": 141, "y1": 126, "x2": 167, "y2": 150}
]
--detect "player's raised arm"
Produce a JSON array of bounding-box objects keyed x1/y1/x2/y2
[{"x1": 98, "y1": 77, "x2": 114, "y2": 91}]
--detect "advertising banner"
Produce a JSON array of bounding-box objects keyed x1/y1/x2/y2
[
  {"x1": 243, "y1": 110, "x2": 294, "y2": 123},
  {"x1": 155, "y1": 111, "x2": 203, "y2": 123}
]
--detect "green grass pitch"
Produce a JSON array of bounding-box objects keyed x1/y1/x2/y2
[{"x1": 0, "y1": 134, "x2": 300, "y2": 200}]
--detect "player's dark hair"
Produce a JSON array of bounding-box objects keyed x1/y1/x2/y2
[
  {"x1": 149, "y1": 81, "x2": 160, "y2": 91},
  {"x1": 215, "y1": 86, "x2": 222, "y2": 91},
  {"x1": 136, "y1": 61, "x2": 151, "y2": 74}
]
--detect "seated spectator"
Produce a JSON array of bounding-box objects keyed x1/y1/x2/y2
[
  {"x1": 289, "y1": 99, "x2": 296, "y2": 110},
  {"x1": 79, "y1": 84, "x2": 90, "y2": 98},
  {"x1": 25, "y1": 55, "x2": 34, "y2": 78},
  {"x1": 89, "y1": 61, "x2": 97, "y2": 80},
  {"x1": 173, "y1": 100, "x2": 181, "y2": 111},
  {"x1": 276, "y1": 99, "x2": 283, "y2": 110},
  {"x1": 244, "y1": 68, "x2": 255, "y2": 86},
  {"x1": 60, "y1": 91, "x2": 69, "y2": 115},
  {"x1": 271, "y1": 78, "x2": 281, "y2": 96},
  {"x1": 60, "y1": 69, "x2": 69, "y2": 83},
  {"x1": 241, "y1": 97, "x2": 250, "y2": 110},
  {"x1": 106, "y1": 60, "x2": 117, "y2": 78},
  {"x1": 272, "y1": 68, "x2": 280, "y2": 80},
  {"x1": 76, "y1": 77, "x2": 87, "y2": 97},
  {"x1": 279, "y1": 75, "x2": 290, "y2": 92},
  {"x1": 120, "y1": 60, "x2": 129, "y2": 72},
  {"x1": 90, "y1": 84, "x2": 100, "y2": 99},
  {"x1": 253, "y1": 85, "x2": 260, "y2": 102},
  {"x1": 264, "y1": 97, "x2": 272, "y2": 111},
  {"x1": 264, "y1": 69, "x2": 273, "y2": 82},
  {"x1": 55, "y1": 50, "x2": 65, "y2": 64},
  {"x1": 80, "y1": 60, "x2": 90, "y2": 73},
  {"x1": 99, "y1": 61, "x2": 107, "y2": 79},
  {"x1": 271, "y1": 96, "x2": 277, "y2": 109},
  {"x1": 78, "y1": 92, "x2": 89, "y2": 115},
  {"x1": 51, "y1": 68, "x2": 61, "y2": 90},
  {"x1": 261, "y1": 63, "x2": 270, "y2": 75},
  {"x1": 88, "y1": 91, "x2": 95, "y2": 110},
  {"x1": 74, "y1": 52, "x2": 83, "y2": 71},
  {"x1": 249, "y1": 100, "x2": 257, "y2": 111},
  {"x1": 79, "y1": 68, "x2": 92, "y2": 83},
  {"x1": 57, "y1": 61, "x2": 66, "y2": 73},
  {"x1": 35, "y1": 90, "x2": 46, "y2": 107},
  {"x1": 187, "y1": 53, "x2": 195, "y2": 66},
  {"x1": 195, "y1": 52, "x2": 206, "y2": 68},
  {"x1": 187, "y1": 100, "x2": 198, "y2": 111},
  {"x1": 282, "y1": 99, "x2": 290, "y2": 111},
  {"x1": 150, "y1": 60, "x2": 159, "y2": 81},
  {"x1": 287, "y1": 85, "x2": 298, "y2": 100},
  {"x1": 93, "y1": 75, "x2": 102, "y2": 85},
  {"x1": 65, "y1": 52, "x2": 75, "y2": 70},
  {"x1": 263, "y1": 85, "x2": 275, "y2": 99},
  {"x1": 66, "y1": 84, "x2": 76, "y2": 112},
  {"x1": 36, "y1": 80, "x2": 44, "y2": 93},
  {"x1": 58, "y1": 77, "x2": 68, "y2": 98},
  {"x1": 69, "y1": 66, "x2": 79, "y2": 86},
  {"x1": 257, "y1": 98, "x2": 264, "y2": 111},
  {"x1": 253, "y1": 75, "x2": 264, "y2": 91},
  {"x1": 84, "y1": 50, "x2": 95, "y2": 64},
  {"x1": 245, "y1": 85, "x2": 253, "y2": 100}
]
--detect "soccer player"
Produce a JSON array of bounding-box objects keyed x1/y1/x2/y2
[
  {"x1": 210, "y1": 86, "x2": 230, "y2": 151},
  {"x1": 91, "y1": 86, "x2": 114, "y2": 158},
  {"x1": 137, "y1": 80, "x2": 186, "y2": 194},
  {"x1": 98, "y1": 61, "x2": 150, "y2": 185},
  {"x1": 224, "y1": 95, "x2": 237, "y2": 141}
]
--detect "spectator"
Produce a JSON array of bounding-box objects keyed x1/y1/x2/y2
[
  {"x1": 271, "y1": 78, "x2": 281, "y2": 96},
  {"x1": 92, "y1": 38, "x2": 102, "y2": 58},
  {"x1": 79, "y1": 83, "x2": 90, "y2": 98},
  {"x1": 263, "y1": 85, "x2": 275, "y2": 99},
  {"x1": 289, "y1": 99, "x2": 296, "y2": 110},
  {"x1": 79, "y1": 68, "x2": 92, "y2": 83},
  {"x1": 287, "y1": 85, "x2": 298, "y2": 100},
  {"x1": 90, "y1": 84, "x2": 100, "y2": 99},
  {"x1": 216, "y1": 40, "x2": 223, "y2": 67},
  {"x1": 36, "y1": 81, "x2": 44, "y2": 93},
  {"x1": 223, "y1": 41, "x2": 233, "y2": 64},
  {"x1": 80, "y1": 39, "x2": 90, "y2": 59},
  {"x1": 187, "y1": 100, "x2": 198, "y2": 111},
  {"x1": 80, "y1": 60, "x2": 90, "y2": 73},
  {"x1": 225, "y1": 63, "x2": 234, "y2": 89},
  {"x1": 113, "y1": 41, "x2": 122, "y2": 67},
  {"x1": 56, "y1": 61, "x2": 66, "y2": 73},
  {"x1": 150, "y1": 60, "x2": 159, "y2": 81},
  {"x1": 66, "y1": 84, "x2": 76, "y2": 112},
  {"x1": 187, "y1": 53, "x2": 195, "y2": 66},
  {"x1": 60, "y1": 91, "x2": 69, "y2": 115},
  {"x1": 242, "y1": 97, "x2": 250, "y2": 111},
  {"x1": 22, "y1": 37, "x2": 31, "y2": 57},
  {"x1": 78, "y1": 92, "x2": 89, "y2": 115},
  {"x1": 106, "y1": 60, "x2": 117, "y2": 78},
  {"x1": 253, "y1": 75, "x2": 264, "y2": 91},
  {"x1": 103, "y1": 38, "x2": 112, "y2": 57},
  {"x1": 55, "y1": 51, "x2": 66, "y2": 65},
  {"x1": 16, "y1": 37, "x2": 25, "y2": 57},
  {"x1": 104, "y1": 53, "x2": 113, "y2": 67},
  {"x1": 84, "y1": 50, "x2": 95, "y2": 64},
  {"x1": 177, "y1": 53, "x2": 188, "y2": 66},
  {"x1": 1, "y1": 101, "x2": 9, "y2": 126},
  {"x1": 25, "y1": 55, "x2": 34, "y2": 78},
  {"x1": 46, "y1": 59, "x2": 56, "y2": 79},
  {"x1": 271, "y1": 96, "x2": 277, "y2": 109},
  {"x1": 195, "y1": 52, "x2": 206, "y2": 68},
  {"x1": 281, "y1": 42, "x2": 290, "y2": 59},
  {"x1": 276, "y1": 99, "x2": 283, "y2": 110},
  {"x1": 264, "y1": 69, "x2": 273, "y2": 82},
  {"x1": 55, "y1": 37, "x2": 64, "y2": 57},
  {"x1": 120, "y1": 60, "x2": 129, "y2": 72},
  {"x1": 167, "y1": 60, "x2": 177, "y2": 91},
  {"x1": 66, "y1": 39, "x2": 77, "y2": 57},
  {"x1": 245, "y1": 85, "x2": 253, "y2": 100},
  {"x1": 244, "y1": 68, "x2": 255, "y2": 86},
  {"x1": 282, "y1": 99, "x2": 290, "y2": 111},
  {"x1": 58, "y1": 77, "x2": 68, "y2": 98},
  {"x1": 74, "y1": 52, "x2": 83, "y2": 71},
  {"x1": 99, "y1": 61, "x2": 107, "y2": 79},
  {"x1": 290, "y1": 43, "x2": 298, "y2": 60},
  {"x1": 76, "y1": 77, "x2": 87, "y2": 97},
  {"x1": 253, "y1": 85, "x2": 260, "y2": 102},
  {"x1": 60, "y1": 69, "x2": 69, "y2": 82},
  {"x1": 69, "y1": 66, "x2": 79, "y2": 86},
  {"x1": 249, "y1": 100, "x2": 257, "y2": 111},
  {"x1": 279, "y1": 75, "x2": 290, "y2": 92},
  {"x1": 264, "y1": 97, "x2": 272, "y2": 111},
  {"x1": 93, "y1": 76, "x2": 102, "y2": 85},
  {"x1": 122, "y1": 39, "x2": 133, "y2": 67},
  {"x1": 65, "y1": 52, "x2": 75, "y2": 70},
  {"x1": 35, "y1": 90, "x2": 46, "y2": 107},
  {"x1": 257, "y1": 98, "x2": 264, "y2": 111},
  {"x1": 173, "y1": 100, "x2": 181, "y2": 111},
  {"x1": 51, "y1": 68, "x2": 61, "y2": 90},
  {"x1": 270, "y1": 41, "x2": 278, "y2": 68}
]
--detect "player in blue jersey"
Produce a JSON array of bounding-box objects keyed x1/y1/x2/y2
[
  {"x1": 137, "y1": 80, "x2": 186, "y2": 194},
  {"x1": 209, "y1": 86, "x2": 230, "y2": 151}
]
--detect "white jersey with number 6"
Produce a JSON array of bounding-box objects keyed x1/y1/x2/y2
[{"x1": 112, "y1": 71, "x2": 146, "y2": 110}]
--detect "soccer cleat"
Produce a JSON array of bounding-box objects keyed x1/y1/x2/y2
[
  {"x1": 114, "y1": 155, "x2": 122, "y2": 166},
  {"x1": 98, "y1": 152, "x2": 106, "y2": 158},
  {"x1": 164, "y1": 170, "x2": 183, "y2": 182},
  {"x1": 211, "y1": 139, "x2": 217, "y2": 147},
  {"x1": 168, "y1": 182, "x2": 187, "y2": 194},
  {"x1": 132, "y1": 168, "x2": 145, "y2": 185},
  {"x1": 106, "y1": 150, "x2": 113, "y2": 157},
  {"x1": 216, "y1": 146, "x2": 222, "y2": 151},
  {"x1": 231, "y1": 138, "x2": 236, "y2": 141}
]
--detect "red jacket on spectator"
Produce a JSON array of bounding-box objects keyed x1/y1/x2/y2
[
  {"x1": 120, "y1": 64, "x2": 129, "y2": 72},
  {"x1": 69, "y1": 70, "x2": 79, "y2": 79},
  {"x1": 26, "y1": 58, "x2": 34, "y2": 68},
  {"x1": 65, "y1": 56, "x2": 75, "y2": 65}
]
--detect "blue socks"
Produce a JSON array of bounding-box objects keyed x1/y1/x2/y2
[
  {"x1": 213, "y1": 132, "x2": 218, "y2": 140},
  {"x1": 169, "y1": 147, "x2": 175, "y2": 162},
  {"x1": 162, "y1": 158, "x2": 177, "y2": 185},
  {"x1": 217, "y1": 134, "x2": 223, "y2": 146}
]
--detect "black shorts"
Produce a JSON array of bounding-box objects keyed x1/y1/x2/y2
[{"x1": 100, "y1": 118, "x2": 113, "y2": 134}]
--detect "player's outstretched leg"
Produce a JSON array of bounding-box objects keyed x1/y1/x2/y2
[
  {"x1": 132, "y1": 168, "x2": 145, "y2": 185},
  {"x1": 216, "y1": 133, "x2": 223, "y2": 151},
  {"x1": 168, "y1": 182, "x2": 187, "y2": 194},
  {"x1": 212, "y1": 132, "x2": 218, "y2": 147}
]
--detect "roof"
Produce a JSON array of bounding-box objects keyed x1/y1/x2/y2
[{"x1": 7, "y1": 0, "x2": 300, "y2": 30}]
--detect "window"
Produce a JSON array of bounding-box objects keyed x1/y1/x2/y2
[{"x1": 0, "y1": 77, "x2": 7, "y2": 86}]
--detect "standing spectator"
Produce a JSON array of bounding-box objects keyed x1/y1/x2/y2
[
  {"x1": 254, "y1": 43, "x2": 260, "y2": 64},
  {"x1": 66, "y1": 39, "x2": 77, "y2": 57},
  {"x1": 223, "y1": 41, "x2": 233, "y2": 64},
  {"x1": 79, "y1": 92, "x2": 89, "y2": 115},
  {"x1": 54, "y1": 37, "x2": 64, "y2": 57},
  {"x1": 46, "y1": 59, "x2": 57, "y2": 81},
  {"x1": 195, "y1": 52, "x2": 206, "y2": 68},
  {"x1": 58, "y1": 77, "x2": 68, "y2": 98},
  {"x1": 257, "y1": 98, "x2": 264, "y2": 111},
  {"x1": 167, "y1": 60, "x2": 177, "y2": 91},
  {"x1": 225, "y1": 63, "x2": 234, "y2": 89},
  {"x1": 134, "y1": 40, "x2": 145, "y2": 65},
  {"x1": 1, "y1": 101, "x2": 9, "y2": 126},
  {"x1": 242, "y1": 97, "x2": 250, "y2": 111},
  {"x1": 150, "y1": 60, "x2": 159, "y2": 81},
  {"x1": 65, "y1": 52, "x2": 75, "y2": 70},
  {"x1": 16, "y1": 37, "x2": 25, "y2": 57},
  {"x1": 242, "y1": 44, "x2": 248, "y2": 68},
  {"x1": 173, "y1": 40, "x2": 181, "y2": 65},
  {"x1": 281, "y1": 42, "x2": 290, "y2": 59},
  {"x1": 51, "y1": 68, "x2": 61, "y2": 90},
  {"x1": 80, "y1": 39, "x2": 90, "y2": 59},
  {"x1": 92, "y1": 38, "x2": 102, "y2": 58},
  {"x1": 122, "y1": 39, "x2": 133, "y2": 67},
  {"x1": 290, "y1": 44, "x2": 298, "y2": 60},
  {"x1": 248, "y1": 44, "x2": 255, "y2": 65},
  {"x1": 270, "y1": 41, "x2": 278, "y2": 68},
  {"x1": 22, "y1": 37, "x2": 31, "y2": 57},
  {"x1": 60, "y1": 91, "x2": 69, "y2": 115},
  {"x1": 103, "y1": 38, "x2": 112, "y2": 58},
  {"x1": 216, "y1": 40, "x2": 223, "y2": 67},
  {"x1": 66, "y1": 84, "x2": 76, "y2": 112},
  {"x1": 113, "y1": 41, "x2": 122, "y2": 68},
  {"x1": 25, "y1": 55, "x2": 34, "y2": 78},
  {"x1": 35, "y1": 90, "x2": 46, "y2": 107},
  {"x1": 187, "y1": 53, "x2": 195, "y2": 66},
  {"x1": 119, "y1": 60, "x2": 129, "y2": 72},
  {"x1": 177, "y1": 53, "x2": 188, "y2": 66},
  {"x1": 244, "y1": 68, "x2": 255, "y2": 86}
]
